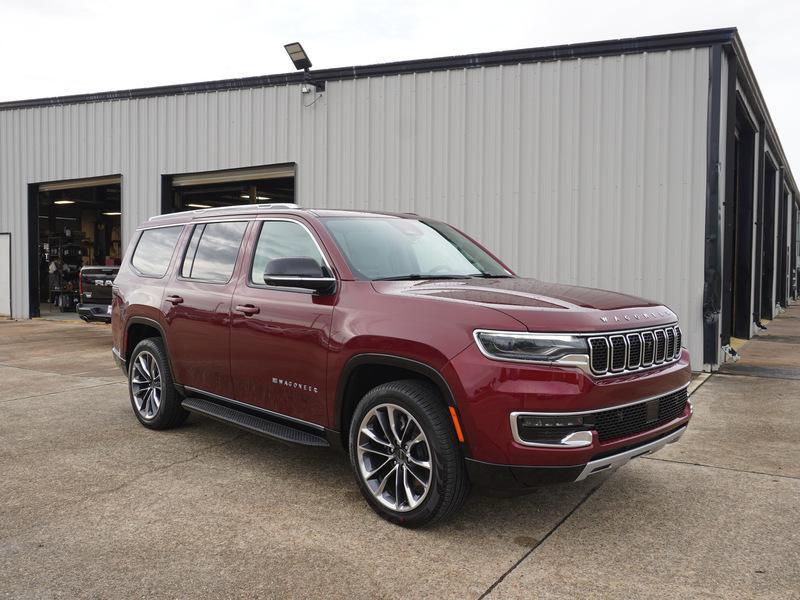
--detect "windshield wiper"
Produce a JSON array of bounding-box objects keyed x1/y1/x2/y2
[
  {"x1": 471, "y1": 273, "x2": 513, "y2": 278},
  {"x1": 373, "y1": 274, "x2": 472, "y2": 281}
]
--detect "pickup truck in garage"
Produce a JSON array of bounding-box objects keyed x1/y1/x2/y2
[{"x1": 77, "y1": 265, "x2": 118, "y2": 323}]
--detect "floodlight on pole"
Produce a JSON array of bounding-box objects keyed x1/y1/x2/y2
[{"x1": 284, "y1": 41, "x2": 325, "y2": 92}]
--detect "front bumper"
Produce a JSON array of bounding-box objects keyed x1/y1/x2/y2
[
  {"x1": 466, "y1": 424, "x2": 687, "y2": 490},
  {"x1": 77, "y1": 303, "x2": 112, "y2": 323},
  {"x1": 443, "y1": 343, "x2": 693, "y2": 466}
]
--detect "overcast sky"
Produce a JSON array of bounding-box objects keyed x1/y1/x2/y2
[{"x1": 2, "y1": 0, "x2": 799, "y2": 167}]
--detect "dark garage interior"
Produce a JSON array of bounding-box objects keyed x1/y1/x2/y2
[{"x1": 30, "y1": 177, "x2": 122, "y2": 319}]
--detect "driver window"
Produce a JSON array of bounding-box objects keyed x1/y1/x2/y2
[{"x1": 250, "y1": 221, "x2": 328, "y2": 285}]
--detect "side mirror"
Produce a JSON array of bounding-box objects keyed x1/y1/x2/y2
[{"x1": 263, "y1": 257, "x2": 336, "y2": 294}]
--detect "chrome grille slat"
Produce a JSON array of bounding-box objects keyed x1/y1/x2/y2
[
  {"x1": 609, "y1": 335, "x2": 626, "y2": 372},
  {"x1": 626, "y1": 333, "x2": 642, "y2": 368},
  {"x1": 654, "y1": 329, "x2": 666, "y2": 363},
  {"x1": 665, "y1": 328, "x2": 676, "y2": 359},
  {"x1": 587, "y1": 325, "x2": 680, "y2": 376}
]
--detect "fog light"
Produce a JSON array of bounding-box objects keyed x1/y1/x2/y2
[{"x1": 519, "y1": 415, "x2": 584, "y2": 428}]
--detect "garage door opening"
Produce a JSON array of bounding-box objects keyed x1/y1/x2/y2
[
  {"x1": 162, "y1": 164, "x2": 295, "y2": 213},
  {"x1": 28, "y1": 176, "x2": 122, "y2": 319},
  {"x1": 760, "y1": 155, "x2": 778, "y2": 320},
  {"x1": 722, "y1": 101, "x2": 757, "y2": 345}
]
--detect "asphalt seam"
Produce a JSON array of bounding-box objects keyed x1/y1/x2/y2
[
  {"x1": 642, "y1": 455, "x2": 799, "y2": 480},
  {"x1": 477, "y1": 481, "x2": 605, "y2": 599}
]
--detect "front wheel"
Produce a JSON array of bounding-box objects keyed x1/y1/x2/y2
[{"x1": 349, "y1": 380, "x2": 469, "y2": 527}]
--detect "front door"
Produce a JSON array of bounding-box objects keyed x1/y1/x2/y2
[
  {"x1": 163, "y1": 220, "x2": 250, "y2": 399},
  {"x1": 230, "y1": 219, "x2": 335, "y2": 426}
]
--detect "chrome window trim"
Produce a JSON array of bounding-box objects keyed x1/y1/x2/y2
[{"x1": 247, "y1": 217, "x2": 338, "y2": 289}]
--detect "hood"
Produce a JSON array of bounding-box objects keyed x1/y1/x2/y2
[{"x1": 371, "y1": 277, "x2": 678, "y2": 333}]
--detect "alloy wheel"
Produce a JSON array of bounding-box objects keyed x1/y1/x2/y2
[
  {"x1": 130, "y1": 351, "x2": 162, "y2": 420},
  {"x1": 356, "y1": 403, "x2": 433, "y2": 512}
]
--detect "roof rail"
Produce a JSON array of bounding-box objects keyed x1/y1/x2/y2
[
  {"x1": 148, "y1": 202, "x2": 301, "y2": 221},
  {"x1": 259, "y1": 203, "x2": 300, "y2": 209}
]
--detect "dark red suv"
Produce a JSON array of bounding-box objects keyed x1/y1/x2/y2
[{"x1": 111, "y1": 204, "x2": 691, "y2": 527}]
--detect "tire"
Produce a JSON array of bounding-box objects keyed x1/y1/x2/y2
[
  {"x1": 348, "y1": 379, "x2": 469, "y2": 527},
  {"x1": 128, "y1": 337, "x2": 188, "y2": 430}
]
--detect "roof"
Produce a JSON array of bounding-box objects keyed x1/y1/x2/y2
[{"x1": 0, "y1": 28, "x2": 737, "y2": 111}]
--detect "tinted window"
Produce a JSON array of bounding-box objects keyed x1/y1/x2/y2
[
  {"x1": 181, "y1": 221, "x2": 248, "y2": 282},
  {"x1": 131, "y1": 226, "x2": 183, "y2": 277},
  {"x1": 321, "y1": 217, "x2": 509, "y2": 280},
  {"x1": 250, "y1": 221, "x2": 327, "y2": 284}
]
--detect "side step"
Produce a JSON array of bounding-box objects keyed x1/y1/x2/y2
[{"x1": 181, "y1": 397, "x2": 330, "y2": 447}]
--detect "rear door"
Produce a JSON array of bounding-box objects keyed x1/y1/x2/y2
[
  {"x1": 163, "y1": 220, "x2": 250, "y2": 399},
  {"x1": 229, "y1": 218, "x2": 336, "y2": 426}
]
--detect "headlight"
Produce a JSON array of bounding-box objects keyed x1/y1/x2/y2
[{"x1": 474, "y1": 330, "x2": 589, "y2": 362}]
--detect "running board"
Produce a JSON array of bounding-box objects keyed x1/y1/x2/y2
[{"x1": 181, "y1": 397, "x2": 330, "y2": 447}]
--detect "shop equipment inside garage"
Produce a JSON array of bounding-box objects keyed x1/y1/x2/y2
[{"x1": 33, "y1": 176, "x2": 121, "y2": 319}]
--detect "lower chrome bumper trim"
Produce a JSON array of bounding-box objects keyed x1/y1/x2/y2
[{"x1": 574, "y1": 425, "x2": 687, "y2": 481}]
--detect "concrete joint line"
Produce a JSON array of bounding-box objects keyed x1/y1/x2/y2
[
  {"x1": 642, "y1": 455, "x2": 799, "y2": 481},
  {"x1": 477, "y1": 482, "x2": 605, "y2": 599},
  {"x1": 0, "y1": 381, "x2": 121, "y2": 404},
  {"x1": 0, "y1": 432, "x2": 245, "y2": 544}
]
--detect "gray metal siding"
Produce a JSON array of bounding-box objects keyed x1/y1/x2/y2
[{"x1": 0, "y1": 48, "x2": 709, "y2": 368}]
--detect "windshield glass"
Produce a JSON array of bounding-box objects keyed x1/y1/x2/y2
[{"x1": 321, "y1": 217, "x2": 510, "y2": 280}]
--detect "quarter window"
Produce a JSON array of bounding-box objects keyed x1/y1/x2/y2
[
  {"x1": 250, "y1": 221, "x2": 328, "y2": 285},
  {"x1": 131, "y1": 226, "x2": 183, "y2": 277},
  {"x1": 181, "y1": 221, "x2": 248, "y2": 282}
]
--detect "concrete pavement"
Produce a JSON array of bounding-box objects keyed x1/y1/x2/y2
[{"x1": 1, "y1": 310, "x2": 798, "y2": 599}]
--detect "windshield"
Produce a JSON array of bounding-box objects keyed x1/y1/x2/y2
[{"x1": 321, "y1": 217, "x2": 511, "y2": 280}]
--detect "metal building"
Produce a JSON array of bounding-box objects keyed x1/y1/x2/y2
[{"x1": 0, "y1": 28, "x2": 797, "y2": 371}]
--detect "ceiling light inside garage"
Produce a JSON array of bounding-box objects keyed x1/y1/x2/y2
[
  {"x1": 186, "y1": 203, "x2": 211, "y2": 208},
  {"x1": 102, "y1": 211, "x2": 122, "y2": 216},
  {"x1": 54, "y1": 199, "x2": 74, "y2": 205}
]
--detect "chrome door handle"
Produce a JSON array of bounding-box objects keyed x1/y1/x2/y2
[
  {"x1": 166, "y1": 295, "x2": 184, "y2": 305},
  {"x1": 235, "y1": 304, "x2": 260, "y2": 316}
]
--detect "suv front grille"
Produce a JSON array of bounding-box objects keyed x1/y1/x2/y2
[
  {"x1": 588, "y1": 387, "x2": 688, "y2": 441},
  {"x1": 589, "y1": 325, "x2": 681, "y2": 376}
]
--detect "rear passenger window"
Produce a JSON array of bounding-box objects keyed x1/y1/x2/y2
[
  {"x1": 181, "y1": 221, "x2": 248, "y2": 283},
  {"x1": 131, "y1": 226, "x2": 183, "y2": 277}
]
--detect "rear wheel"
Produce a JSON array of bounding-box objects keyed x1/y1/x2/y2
[
  {"x1": 128, "y1": 338, "x2": 188, "y2": 430},
  {"x1": 349, "y1": 380, "x2": 469, "y2": 527}
]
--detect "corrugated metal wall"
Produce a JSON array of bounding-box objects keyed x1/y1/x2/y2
[{"x1": 0, "y1": 47, "x2": 710, "y2": 368}]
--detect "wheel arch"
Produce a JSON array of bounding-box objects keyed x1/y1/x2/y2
[
  {"x1": 335, "y1": 353, "x2": 458, "y2": 450},
  {"x1": 125, "y1": 317, "x2": 177, "y2": 382}
]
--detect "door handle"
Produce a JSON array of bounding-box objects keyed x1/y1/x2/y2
[
  {"x1": 166, "y1": 295, "x2": 184, "y2": 305},
  {"x1": 235, "y1": 304, "x2": 260, "y2": 316}
]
